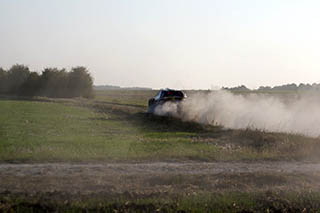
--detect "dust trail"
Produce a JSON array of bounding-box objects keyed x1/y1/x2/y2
[
  {"x1": 157, "y1": 90, "x2": 320, "y2": 137},
  {"x1": 154, "y1": 101, "x2": 180, "y2": 117}
]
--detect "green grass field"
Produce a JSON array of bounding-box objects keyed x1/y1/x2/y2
[
  {"x1": 2, "y1": 90, "x2": 320, "y2": 212},
  {"x1": 1, "y1": 90, "x2": 320, "y2": 163}
]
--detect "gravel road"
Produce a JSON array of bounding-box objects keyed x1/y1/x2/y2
[
  {"x1": 1, "y1": 161, "x2": 320, "y2": 195},
  {"x1": 1, "y1": 161, "x2": 320, "y2": 176}
]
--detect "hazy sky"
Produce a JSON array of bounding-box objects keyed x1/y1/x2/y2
[{"x1": 1, "y1": 0, "x2": 320, "y2": 89}]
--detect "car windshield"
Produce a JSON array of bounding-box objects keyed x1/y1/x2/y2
[{"x1": 162, "y1": 90, "x2": 184, "y2": 98}]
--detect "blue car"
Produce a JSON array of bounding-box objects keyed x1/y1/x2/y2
[{"x1": 147, "y1": 89, "x2": 186, "y2": 114}]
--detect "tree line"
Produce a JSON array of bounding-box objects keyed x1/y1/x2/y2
[
  {"x1": 0, "y1": 64, "x2": 94, "y2": 98},
  {"x1": 224, "y1": 83, "x2": 320, "y2": 92}
]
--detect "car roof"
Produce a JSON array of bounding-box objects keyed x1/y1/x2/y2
[
  {"x1": 158, "y1": 89, "x2": 186, "y2": 98},
  {"x1": 160, "y1": 88, "x2": 183, "y2": 92}
]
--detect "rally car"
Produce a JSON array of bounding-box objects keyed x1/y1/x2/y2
[{"x1": 147, "y1": 89, "x2": 186, "y2": 114}]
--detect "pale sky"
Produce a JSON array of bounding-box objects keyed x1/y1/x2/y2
[{"x1": 1, "y1": 0, "x2": 320, "y2": 89}]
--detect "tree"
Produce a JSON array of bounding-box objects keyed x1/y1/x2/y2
[
  {"x1": 0, "y1": 64, "x2": 94, "y2": 98},
  {"x1": 19, "y1": 72, "x2": 41, "y2": 96},
  {"x1": 40, "y1": 68, "x2": 69, "y2": 98},
  {"x1": 7, "y1": 64, "x2": 30, "y2": 94},
  {"x1": 67, "y1": 66, "x2": 94, "y2": 98},
  {"x1": 258, "y1": 86, "x2": 272, "y2": 91},
  {"x1": 0, "y1": 67, "x2": 8, "y2": 94}
]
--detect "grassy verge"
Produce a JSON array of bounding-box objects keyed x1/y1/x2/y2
[{"x1": 1, "y1": 191, "x2": 320, "y2": 212}]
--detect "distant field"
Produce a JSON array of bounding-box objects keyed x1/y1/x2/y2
[{"x1": 0, "y1": 90, "x2": 320, "y2": 162}]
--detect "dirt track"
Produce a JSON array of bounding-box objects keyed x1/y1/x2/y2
[
  {"x1": 1, "y1": 161, "x2": 320, "y2": 196},
  {"x1": 1, "y1": 161, "x2": 320, "y2": 176}
]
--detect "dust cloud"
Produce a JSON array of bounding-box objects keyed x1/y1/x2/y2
[{"x1": 155, "y1": 90, "x2": 320, "y2": 137}]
